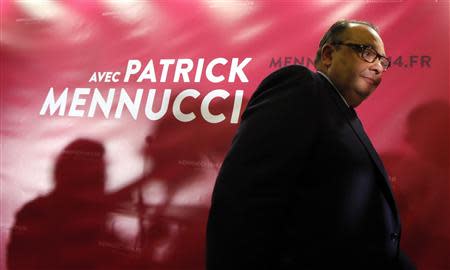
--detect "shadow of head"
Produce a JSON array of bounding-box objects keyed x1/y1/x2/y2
[
  {"x1": 53, "y1": 138, "x2": 106, "y2": 199},
  {"x1": 405, "y1": 100, "x2": 449, "y2": 168}
]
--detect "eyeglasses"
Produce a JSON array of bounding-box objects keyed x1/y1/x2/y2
[{"x1": 332, "y1": 42, "x2": 391, "y2": 71}]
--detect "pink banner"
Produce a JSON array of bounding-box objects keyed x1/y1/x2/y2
[{"x1": 1, "y1": 1, "x2": 449, "y2": 269}]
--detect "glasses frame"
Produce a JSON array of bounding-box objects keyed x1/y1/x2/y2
[{"x1": 331, "y1": 42, "x2": 391, "y2": 71}]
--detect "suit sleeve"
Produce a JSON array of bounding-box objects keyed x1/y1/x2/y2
[{"x1": 206, "y1": 65, "x2": 322, "y2": 269}]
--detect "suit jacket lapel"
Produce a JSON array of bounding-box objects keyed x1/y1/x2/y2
[
  {"x1": 347, "y1": 108, "x2": 400, "y2": 220},
  {"x1": 315, "y1": 72, "x2": 400, "y2": 220}
]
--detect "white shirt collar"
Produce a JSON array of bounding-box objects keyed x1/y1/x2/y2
[{"x1": 317, "y1": 70, "x2": 350, "y2": 108}]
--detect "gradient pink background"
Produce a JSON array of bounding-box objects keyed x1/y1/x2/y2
[{"x1": 1, "y1": 1, "x2": 449, "y2": 269}]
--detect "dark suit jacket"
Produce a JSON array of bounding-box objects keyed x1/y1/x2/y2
[{"x1": 206, "y1": 65, "x2": 415, "y2": 270}]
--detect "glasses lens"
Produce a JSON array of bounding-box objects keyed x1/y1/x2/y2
[
  {"x1": 363, "y1": 47, "x2": 390, "y2": 70},
  {"x1": 362, "y1": 47, "x2": 377, "y2": 62}
]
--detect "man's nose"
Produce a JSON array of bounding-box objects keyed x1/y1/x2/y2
[{"x1": 369, "y1": 59, "x2": 384, "y2": 74}]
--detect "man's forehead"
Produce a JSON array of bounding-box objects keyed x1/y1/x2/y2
[{"x1": 341, "y1": 24, "x2": 385, "y2": 53}]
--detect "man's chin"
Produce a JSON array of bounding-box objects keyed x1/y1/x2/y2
[
  {"x1": 355, "y1": 88, "x2": 373, "y2": 99},
  {"x1": 346, "y1": 89, "x2": 369, "y2": 107}
]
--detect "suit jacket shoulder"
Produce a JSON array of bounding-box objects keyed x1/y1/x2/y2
[{"x1": 242, "y1": 65, "x2": 322, "y2": 122}]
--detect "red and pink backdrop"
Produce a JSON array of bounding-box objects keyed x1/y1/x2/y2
[{"x1": 1, "y1": 1, "x2": 449, "y2": 269}]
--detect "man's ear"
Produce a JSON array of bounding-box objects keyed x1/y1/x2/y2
[{"x1": 321, "y1": 44, "x2": 335, "y2": 69}]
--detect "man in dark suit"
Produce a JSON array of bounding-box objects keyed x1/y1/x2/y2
[{"x1": 206, "y1": 20, "x2": 416, "y2": 269}]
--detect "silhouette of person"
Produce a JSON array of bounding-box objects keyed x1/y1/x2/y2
[
  {"x1": 381, "y1": 100, "x2": 450, "y2": 269},
  {"x1": 7, "y1": 138, "x2": 115, "y2": 270}
]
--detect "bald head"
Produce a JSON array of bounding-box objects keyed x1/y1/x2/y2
[{"x1": 314, "y1": 20, "x2": 380, "y2": 69}]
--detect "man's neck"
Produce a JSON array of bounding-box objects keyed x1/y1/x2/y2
[{"x1": 316, "y1": 70, "x2": 350, "y2": 108}]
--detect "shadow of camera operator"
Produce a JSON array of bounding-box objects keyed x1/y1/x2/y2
[
  {"x1": 7, "y1": 138, "x2": 118, "y2": 270},
  {"x1": 107, "y1": 95, "x2": 244, "y2": 269},
  {"x1": 381, "y1": 100, "x2": 450, "y2": 270}
]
